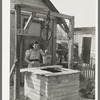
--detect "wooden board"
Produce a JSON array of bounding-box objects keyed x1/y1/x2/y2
[
  {"x1": 25, "y1": 89, "x2": 47, "y2": 100},
  {"x1": 25, "y1": 86, "x2": 80, "y2": 100},
  {"x1": 25, "y1": 86, "x2": 47, "y2": 97},
  {"x1": 25, "y1": 83, "x2": 78, "y2": 98},
  {"x1": 11, "y1": 0, "x2": 49, "y2": 10},
  {"x1": 25, "y1": 73, "x2": 79, "y2": 85},
  {"x1": 49, "y1": 95, "x2": 80, "y2": 100},
  {"x1": 68, "y1": 16, "x2": 74, "y2": 68},
  {"x1": 25, "y1": 77, "x2": 79, "y2": 91},
  {"x1": 51, "y1": 20, "x2": 57, "y2": 64},
  {"x1": 25, "y1": 78, "x2": 79, "y2": 96},
  {"x1": 23, "y1": 66, "x2": 80, "y2": 100},
  {"x1": 20, "y1": 66, "x2": 80, "y2": 77}
]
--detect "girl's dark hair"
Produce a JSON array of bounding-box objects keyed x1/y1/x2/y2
[
  {"x1": 29, "y1": 43, "x2": 34, "y2": 49},
  {"x1": 29, "y1": 41, "x2": 39, "y2": 49},
  {"x1": 34, "y1": 41, "x2": 38, "y2": 44}
]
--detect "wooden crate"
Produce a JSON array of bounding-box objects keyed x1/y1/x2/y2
[{"x1": 20, "y1": 65, "x2": 80, "y2": 100}]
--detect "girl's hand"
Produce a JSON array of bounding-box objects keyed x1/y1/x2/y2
[
  {"x1": 30, "y1": 61, "x2": 34, "y2": 64},
  {"x1": 45, "y1": 50, "x2": 48, "y2": 54}
]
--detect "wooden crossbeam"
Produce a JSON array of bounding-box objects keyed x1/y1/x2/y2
[
  {"x1": 20, "y1": 5, "x2": 72, "y2": 19},
  {"x1": 10, "y1": 63, "x2": 15, "y2": 78},
  {"x1": 23, "y1": 14, "x2": 32, "y2": 30},
  {"x1": 23, "y1": 12, "x2": 36, "y2": 30},
  {"x1": 11, "y1": 9, "x2": 55, "y2": 19}
]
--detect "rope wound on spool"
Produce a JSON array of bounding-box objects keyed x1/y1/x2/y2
[
  {"x1": 41, "y1": 11, "x2": 52, "y2": 41},
  {"x1": 46, "y1": 11, "x2": 51, "y2": 26}
]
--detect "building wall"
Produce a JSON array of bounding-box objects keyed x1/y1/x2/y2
[
  {"x1": 11, "y1": 0, "x2": 49, "y2": 10},
  {"x1": 74, "y1": 28, "x2": 95, "y2": 61},
  {"x1": 90, "y1": 34, "x2": 95, "y2": 58}
]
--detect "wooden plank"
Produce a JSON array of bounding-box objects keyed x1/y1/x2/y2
[
  {"x1": 25, "y1": 89, "x2": 48, "y2": 100},
  {"x1": 25, "y1": 81, "x2": 79, "y2": 98},
  {"x1": 25, "y1": 72, "x2": 79, "y2": 84},
  {"x1": 25, "y1": 76, "x2": 79, "y2": 89},
  {"x1": 25, "y1": 77, "x2": 79, "y2": 91},
  {"x1": 49, "y1": 92, "x2": 79, "y2": 98},
  {"x1": 25, "y1": 73, "x2": 48, "y2": 81},
  {"x1": 19, "y1": 0, "x2": 49, "y2": 8},
  {"x1": 11, "y1": 9, "x2": 55, "y2": 19},
  {"x1": 87, "y1": 64, "x2": 89, "y2": 78},
  {"x1": 68, "y1": 16, "x2": 74, "y2": 69},
  {"x1": 25, "y1": 80, "x2": 79, "y2": 95},
  {"x1": 48, "y1": 85, "x2": 79, "y2": 94},
  {"x1": 25, "y1": 85, "x2": 47, "y2": 97},
  {"x1": 30, "y1": 75, "x2": 79, "y2": 85},
  {"x1": 47, "y1": 72, "x2": 79, "y2": 81},
  {"x1": 86, "y1": 65, "x2": 88, "y2": 78},
  {"x1": 44, "y1": 70, "x2": 80, "y2": 77},
  {"x1": 25, "y1": 82, "x2": 46, "y2": 94},
  {"x1": 25, "y1": 73, "x2": 79, "y2": 90},
  {"x1": 49, "y1": 93, "x2": 79, "y2": 100},
  {"x1": 25, "y1": 85, "x2": 79, "y2": 99},
  {"x1": 14, "y1": 5, "x2": 21, "y2": 100},
  {"x1": 25, "y1": 76, "x2": 79, "y2": 91},
  {"x1": 19, "y1": 36, "x2": 24, "y2": 84},
  {"x1": 30, "y1": 72, "x2": 79, "y2": 82},
  {"x1": 23, "y1": 14, "x2": 32, "y2": 30},
  {"x1": 11, "y1": 1, "x2": 49, "y2": 10},
  {"x1": 10, "y1": 63, "x2": 15, "y2": 78},
  {"x1": 20, "y1": 65, "x2": 63, "y2": 72},
  {"x1": 21, "y1": 6, "x2": 72, "y2": 19},
  {"x1": 24, "y1": 71, "x2": 79, "y2": 83},
  {"x1": 21, "y1": 68, "x2": 80, "y2": 77},
  {"x1": 51, "y1": 20, "x2": 57, "y2": 64}
]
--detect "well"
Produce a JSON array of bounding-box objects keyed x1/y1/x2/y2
[{"x1": 21, "y1": 65, "x2": 80, "y2": 100}]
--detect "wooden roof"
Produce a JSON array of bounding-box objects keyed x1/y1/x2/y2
[
  {"x1": 75, "y1": 27, "x2": 95, "y2": 32},
  {"x1": 11, "y1": 0, "x2": 70, "y2": 33},
  {"x1": 74, "y1": 27, "x2": 95, "y2": 35}
]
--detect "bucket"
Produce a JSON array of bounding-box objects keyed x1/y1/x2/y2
[{"x1": 43, "y1": 55, "x2": 52, "y2": 65}]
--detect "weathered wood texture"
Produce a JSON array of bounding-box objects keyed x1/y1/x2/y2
[
  {"x1": 51, "y1": 20, "x2": 57, "y2": 64},
  {"x1": 22, "y1": 67, "x2": 80, "y2": 100},
  {"x1": 21, "y1": 8, "x2": 72, "y2": 20},
  {"x1": 14, "y1": 5, "x2": 21, "y2": 100},
  {"x1": 68, "y1": 17, "x2": 74, "y2": 69},
  {"x1": 11, "y1": 0, "x2": 49, "y2": 10},
  {"x1": 74, "y1": 27, "x2": 95, "y2": 59}
]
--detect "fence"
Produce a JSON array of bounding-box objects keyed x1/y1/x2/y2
[{"x1": 78, "y1": 57, "x2": 95, "y2": 80}]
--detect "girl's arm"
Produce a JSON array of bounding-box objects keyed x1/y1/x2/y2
[
  {"x1": 24, "y1": 50, "x2": 34, "y2": 64},
  {"x1": 40, "y1": 49, "x2": 48, "y2": 56}
]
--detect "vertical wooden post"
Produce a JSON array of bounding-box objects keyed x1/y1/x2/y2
[
  {"x1": 14, "y1": 5, "x2": 21, "y2": 100},
  {"x1": 51, "y1": 19, "x2": 57, "y2": 65},
  {"x1": 68, "y1": 16, "x2": 74, "y2": 69}
]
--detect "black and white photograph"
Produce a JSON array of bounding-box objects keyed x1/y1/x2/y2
[{"x1": 3, "y1": 0, "x2": 97, "y2": 100}]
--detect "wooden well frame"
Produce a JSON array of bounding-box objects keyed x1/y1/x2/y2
[{"x1": 11, "y1": 2, "x2": 75, "y2": 100}]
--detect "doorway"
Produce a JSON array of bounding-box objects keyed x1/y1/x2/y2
[{"x1": 82, "y1": 37, "x2": 91, "y2": 64}]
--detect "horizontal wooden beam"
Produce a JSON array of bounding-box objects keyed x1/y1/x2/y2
[
  {"x1": 11, "y1": 9, "x2": 55, "y2": 19},
  {"x1": 20, "y1": 4, "x2": 72, "y2": 19}
]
